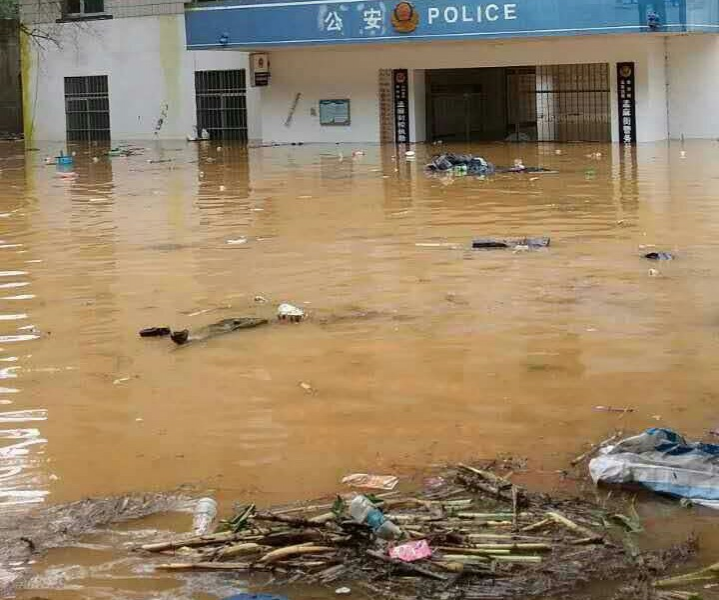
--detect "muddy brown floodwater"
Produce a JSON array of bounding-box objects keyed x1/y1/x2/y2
[{"x1": 2, "y1": 139, "x2": 719, "y2": 599}]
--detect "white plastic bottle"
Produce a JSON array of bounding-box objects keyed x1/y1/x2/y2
[
  {"x1": 192, "y1": 497, "x2": 218, "y2": 535},
  {"x1": 349, "y1": 495, "x2": 402, "y2": 540}
]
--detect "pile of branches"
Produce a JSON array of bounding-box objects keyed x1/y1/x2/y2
[{"x1": 139, "y1": 465, "x2": 696, "y2": 599}]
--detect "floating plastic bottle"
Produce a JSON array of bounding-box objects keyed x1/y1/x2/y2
[
  {"x1": 349, "y1": 495, "x2": 402, "y2": 540},
  {"x1": 56, "y1": 151, "x2": 74, "y2": 166},
  {"x1": 192, "y1": 497, "x2": 218, "y2": 535},
  {"x1": 277, "y1": 303, "x2": 305, "y2": 322}
]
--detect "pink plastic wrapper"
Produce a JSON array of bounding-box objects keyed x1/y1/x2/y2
[{"x1": 389, "y1": 540, "x2": 432, "y2": 562}]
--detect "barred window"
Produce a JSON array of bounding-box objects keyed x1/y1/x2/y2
[
  {"x1": 64, "y1": 0, "x2": 105, "y2": 16},
  {"x1": 64, "y1": 76, "x2": 110, "y2": 142},
  {"x1": 195, "y1": 70, "x2": 248, "y2": 141}
]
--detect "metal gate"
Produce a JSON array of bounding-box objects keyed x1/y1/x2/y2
[
  {"x1": 532, "y1": 63, "x2": 610, "y2": 142},
  {"x1": 427, "y1": 63, "x2": 610, "y2": 143},
  {"x1": 64, "y1": 75, "x2": 110, "y2": 142},
  {"x1": 195, "y1": 70, "x2": 248, "y2": 141}
]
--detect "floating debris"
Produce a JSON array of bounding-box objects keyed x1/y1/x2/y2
[
  {"x1": 171, "y1": 317, "x2": 268, "y2": 346},
  {"x1": 644, "y1": 252, "x2": 674, "y2": 261},
  {"x1": 415, "y1": 242, "x2": 457, "y2": 248},
  {"x1": 389, "y1": 539, "x2": 432, "y2": 562},
  {"x1": 594, "y1": 406, "x2": 634, "y2": 413},
  {"x1": 341, "y1": 473, "x2": 399, "y2": 491},
  {"x1": 138, "y1": 463, "x2": 697, "y2": 600},
  {"x1": 472, "y1": 237, "x2": 550, "y2": 250},
  {"x1": 590, "y1": 428, "x2": 719, "y2": 509},
  {"x1": 139, "y1": 327, "x2": 171, "y2": 338},
  {"x1": 277, "y1": 303, "x2": 305, "y2": 322},
  {"x1": 335, "y1": 587, "x2": 352, "y2": 595}
]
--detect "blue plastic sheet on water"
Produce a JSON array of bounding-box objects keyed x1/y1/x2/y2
[{"x1": 589, "y1": 428, "x2": 719, "y2": 509}]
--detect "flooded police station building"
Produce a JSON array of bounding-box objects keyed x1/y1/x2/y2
[{"x1": 19, "y1": 0, "x2": 719, "y2": 145}]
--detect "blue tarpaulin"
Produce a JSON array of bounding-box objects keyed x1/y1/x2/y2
[{"x1": 590, "y1": 428, "x2": 719, "y2": 509}]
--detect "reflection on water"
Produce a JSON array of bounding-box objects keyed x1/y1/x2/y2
[
  {"x1": 0, "y1": 146, "x2": 48, "y2": 515},
  {"x1": 3, "y1": 138, "x2": 719, "y2": 597}
]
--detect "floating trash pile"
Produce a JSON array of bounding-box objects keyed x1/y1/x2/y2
[{"x1": 139, "y1": 464, "x2": 696, "y2": 600}]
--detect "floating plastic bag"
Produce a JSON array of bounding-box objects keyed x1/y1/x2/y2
[
  {"x1": 389, "y1": 540, "x2": 432, "y2": 562},
  {"x1": 341, "y1": 473, "x2": 399, "y2": 490},
  {"x1": 589, "y1": 428, "x2": 719, "y2": 509}
]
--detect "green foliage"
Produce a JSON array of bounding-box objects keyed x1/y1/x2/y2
[
  {"x1": 218, "y1": 503, "x2": 256, "y2": 534},
  {"x1": 0, "y1": 0, "x2": 19, "y2": 20},
  {"x1": 331, "y1": 495, "x2": 347, "y2": 518}
]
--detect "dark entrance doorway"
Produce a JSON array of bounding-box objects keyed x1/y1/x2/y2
[{"x1": 426, "y1": 63, "x2": 611, "y2": 143}]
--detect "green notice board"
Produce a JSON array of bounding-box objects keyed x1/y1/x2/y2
[{"x1": 319, "y1": 99, "x2": 351, "y2": 126}]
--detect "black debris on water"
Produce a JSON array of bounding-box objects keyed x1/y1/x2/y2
[
  {"x1": 472, "y1": 237, "x2": 551, "y2": 250},
  {"x1": 139, "y1": 327, "x2": 171, "y2": 337},
  {"x1": 644, "y1": 252, "x2": 675, "y2": 261}
]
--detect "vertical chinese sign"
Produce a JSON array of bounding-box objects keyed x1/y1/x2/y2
[
  {"x1": 393, "y1": 69, "x2": 410, "y2": 144},
  {"x1": 379, "y1": 69, "x2": 394, "y2": 143},
  {"x1": 617, "y1": 62, "x2": 636, "y2": 145}
]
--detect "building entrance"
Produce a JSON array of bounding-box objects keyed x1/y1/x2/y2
[{"x1": 426, "y1": 63, "x2": 611, "y2": 143}]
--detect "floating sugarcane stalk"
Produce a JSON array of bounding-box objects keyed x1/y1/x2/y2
[
  {"x1": 470, "y1": 543, "x2": 552, "y2": 551},
  {"x1": 521, "y1": 518, "x2": 551, "y2": 533},
  {"x1": 547, "y1": 511, "x2": 602, "y2": 541},
  {"x1": 493, "y1": 555, "x2": 543, "y2": 564},
  {"x1": 214, "y1": 542, "x2": 267, "y2": 561},
  {"x1": 259, "y1": 543, "x2": 337, "y2": 564},
  {"x1": 141, "y1": 530, "x2": 249, "y2": 552},
  {"x1": 440, "y1": 548, "x2": 511, "y2": 556},
  {"x1": 655, "y1": 562, "x2": 719, "y2": 588},
  {"x1": 467, "y1": 533, "x2": 553, "y2": 541}
]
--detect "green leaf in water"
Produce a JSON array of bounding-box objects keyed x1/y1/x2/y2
[
  {"x1": 221, "y1": 503, "x2": 255, "y2": 533},
  {"x1": 611, "y1": 512, "x2": 643, "y2": 533},
  {"x1": 332, "y1": 495, "x2": 347, "y2": 518}
]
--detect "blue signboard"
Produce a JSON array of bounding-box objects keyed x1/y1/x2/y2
[{"x1": 185, "y1": 0, "x2": 715, "y2": 49}]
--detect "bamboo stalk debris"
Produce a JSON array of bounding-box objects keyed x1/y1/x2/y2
[
  {"x1": 134, "y1": 462, "x2": 691, "y2": 600},
  {"x1": 214, "y1": 542, "x2": 266, "y2": 560},
  {"x1": 458, "y1": 464, "x2": 512, "y2": 486},
  {"x1": 438, "y1": 547, "x2": 512, "y2": 555},
  {"x1": 570, "y1": 432, "x2": 622, "y2": 467},
  {"x1": 547, "y1": 511, "x2": 603, "y2": 541},
  {"x1": 655, "y1": 561, "x2": 719, "y2": 588},
  {"x1": 521, "y1": 518, "x2": 551, "y2": 533},
  {"x1": 140, "y1": 531, "x2": 242, "y2": 552},
  {"x1": 259, "y1": 544, "x2": 336, "y2": 564},
  {"x1": 466, "y1": 533, "x2": 552, "y2": 541}
]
